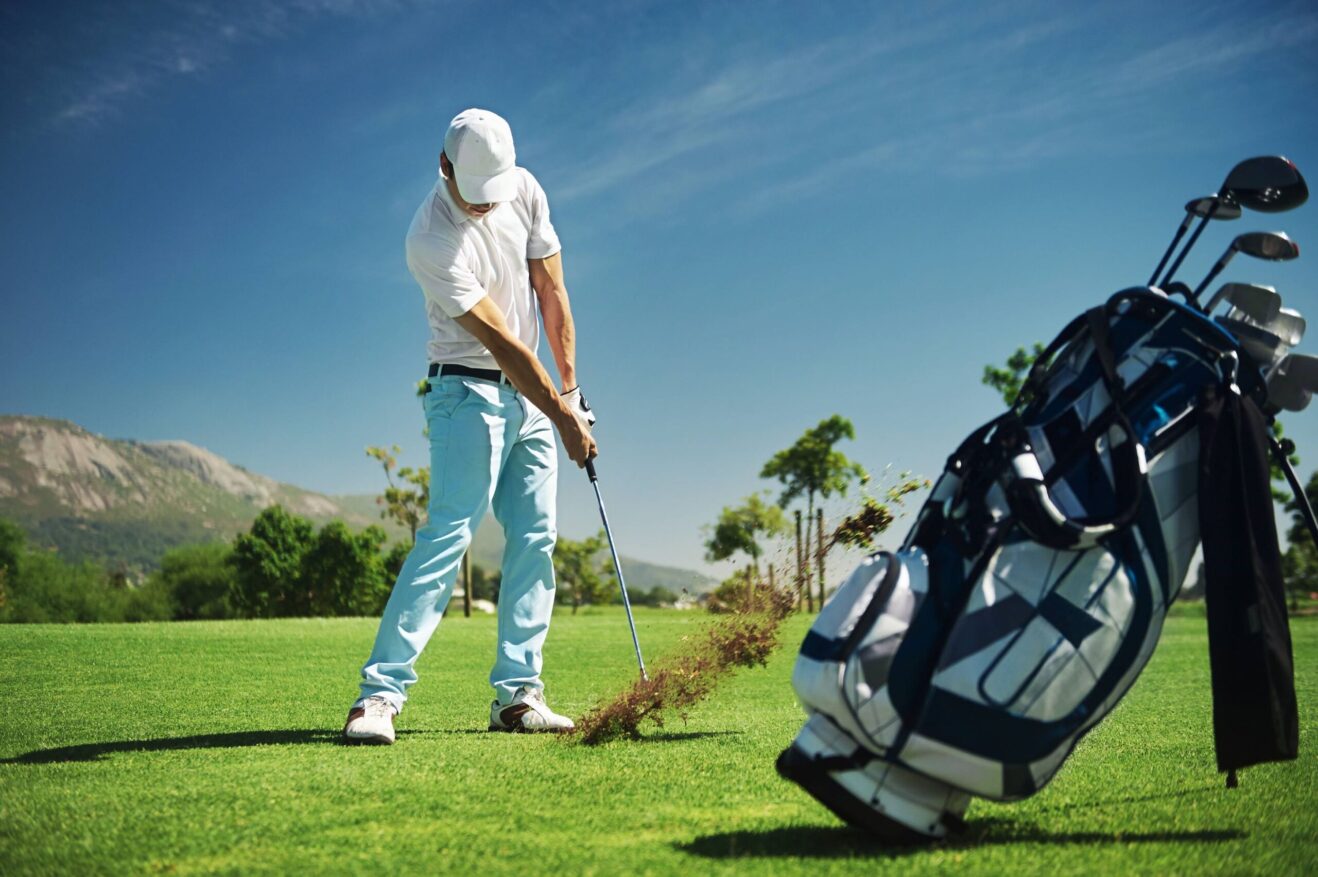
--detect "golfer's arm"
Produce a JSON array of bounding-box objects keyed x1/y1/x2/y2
[
  {"x1": 454, "y1": 296, "x2": 573, "y2": 426},
  {"x1": 529, "y1": 252, "x2": 576, "y2": 391}
]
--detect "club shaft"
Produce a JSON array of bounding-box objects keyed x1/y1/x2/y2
[
  {"x1": 1161, "y1": 212, "x2": 1212, "y2": 287},
  {"x1": 1149, "y1": 215, "x2": 1193, "y2": 286},
  {"x1": 588, "y1": 469, "x2": 648, "y2": 680},
  {"x1": 1272, "y1": 439, "x2": 1318, "y2": 547},
  {"x1": 1192, "y1": 250, "x2": 1236, "y2": 303}
]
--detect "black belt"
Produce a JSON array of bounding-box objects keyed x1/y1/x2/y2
[{"x1": 428, "y1": 363, "x2": 509, "y2": 384}]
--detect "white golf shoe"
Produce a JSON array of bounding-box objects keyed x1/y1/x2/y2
[
  {"x1": 343, "y1": 695, "x2": 397, "y2": 744},
  {"x1": 489, "y1": 687, "x2": 575, "y2": 733}
]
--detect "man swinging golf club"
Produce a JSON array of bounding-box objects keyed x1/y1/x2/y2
[{"x1": 344, "y1": 108, "x2": 596, "y2": 743}]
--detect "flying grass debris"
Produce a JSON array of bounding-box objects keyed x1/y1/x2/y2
[
  {"x1": 574, "y1": 585, "x2": 795, "y2": 744},
  {"x1": 574, "y1": 477, "x2": 918, "y2": 744}
]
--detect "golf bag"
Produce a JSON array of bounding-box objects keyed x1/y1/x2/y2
[{"x1": 777, "y1": 288, "x2": 1303, "y2": 841}]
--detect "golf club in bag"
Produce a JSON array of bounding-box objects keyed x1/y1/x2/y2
[{"x1": 777, "y1": 156, "x2": 1314, "y2": 842}]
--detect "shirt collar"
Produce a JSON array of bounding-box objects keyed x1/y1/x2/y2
[{"x1": 437, "y1": 177, "x2": 473, "y2": 225}]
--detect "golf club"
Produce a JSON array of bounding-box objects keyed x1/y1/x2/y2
[
  {"x1": 1266, "y1": 353, "x2": 1318, "y2": 411},
  {"x1": 1148, "y1": 196, "x2": 1240, "y2": 286},
  {"x1": 1190, "y1": 231, "x2": 1300, "y2": 303},
  {"x1": 1266, "y1": 308, "x2": 1307, "y2": 347},
  {"x1": 1159, "y1": 156, "x2": 1308, "y2": 287},
  {"x1": 1205, "y1": 282, "x2": 1281, "y2": 319},
  {"x1": 585, "y1": 457, "x2": 648, "y2": 680},
  {"x1": 1215, "y1": 316, "x2": 1287, "y2": 369}
]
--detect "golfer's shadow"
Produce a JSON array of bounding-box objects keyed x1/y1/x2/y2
[
  {"x1": 1, "y1": 729, "x2": 354, "y2": 764},
  {"x1": 678, "y1": 819, "x2": 1246, "y2": 859}
]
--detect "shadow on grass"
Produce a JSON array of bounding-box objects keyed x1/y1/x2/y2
[
  {"x1": 635, "y1": 730, "x2": 743, "y2": 743},
  {"x1": 2, "y1": 729, "x2": 351, "y2": 764},
  {"x1": 678, "y1": 820, "x2": 1246, "y2": 859},
  {"x1": 1033, "y1": 785, "x2": 1221, "y2": 813}
]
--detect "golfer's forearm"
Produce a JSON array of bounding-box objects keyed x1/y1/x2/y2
[
  {"x1": 540, "y1": 299, "x2": 576, "y2": 391},
  {"x1": 485, "y1": 335, "x2": 572, "y2": 426},
  {"x1": 531, "y1": 253, "x2": 576, "y2": 390}
]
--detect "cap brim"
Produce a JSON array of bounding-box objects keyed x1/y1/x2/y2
[{"x1": 455, "y1": 167, "x2": 518, "y2": 204}]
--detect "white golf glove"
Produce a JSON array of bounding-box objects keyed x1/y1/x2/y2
[{"x1": 560, "y1": 386, "x2": 596, "y2": 434}]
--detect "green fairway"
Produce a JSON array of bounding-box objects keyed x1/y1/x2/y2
[{"x1": 1, "y1": 609, "x2": 1315, "y2": 875}]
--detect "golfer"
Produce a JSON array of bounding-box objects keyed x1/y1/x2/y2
[{"x1": 344, "y1": 108, "x2": 596, "y2": 743}]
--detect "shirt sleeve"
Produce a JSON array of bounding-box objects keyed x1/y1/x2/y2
[
  {"x1": 525, "y1": 172, "x2": 562, "y2": 260},
  {"x1": 406, "y1": 232, "x2": 486, "y2": 318}
]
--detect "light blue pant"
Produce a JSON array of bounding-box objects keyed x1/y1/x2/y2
[{"x1": 356, "y1": 374, "x2": 558, "y2": 712}]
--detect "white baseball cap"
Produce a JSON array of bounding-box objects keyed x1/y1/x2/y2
[{"x1": 443, "y1": 108, "x2": 518, "y2": 204}]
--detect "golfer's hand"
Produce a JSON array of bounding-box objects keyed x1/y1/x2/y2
[
  {"x1": 560, "y1": 386, "x2": 596, "y2": 435},
  {"x1": 559, "y1": 415, "x2": 597, "y2": 468}
]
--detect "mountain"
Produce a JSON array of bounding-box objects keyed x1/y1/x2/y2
[{"x1": 0, "y1": 415, "x2": 715, "y2": 592}]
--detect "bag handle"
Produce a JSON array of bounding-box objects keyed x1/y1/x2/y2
[{"x1": 1002, "y1": 305, "x2": 1149, "y2": 549}]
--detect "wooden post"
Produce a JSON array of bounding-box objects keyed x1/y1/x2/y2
[
  {"x1": 768, "y1": 563, "x2": 776, "y2": 590},
  {"x1": 816, "y1": 508, "x2": 826, "y2": 610},
  {"x1": 462, "y1": 550, "x2": 472, "y2": 618},
  {"x1": 796, "y1": 510, "x2": 812, "y2": 612}
]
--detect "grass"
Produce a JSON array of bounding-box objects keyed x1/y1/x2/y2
[{"x1": 0, "y1": 608, "x2": 1315, "y2": 875}]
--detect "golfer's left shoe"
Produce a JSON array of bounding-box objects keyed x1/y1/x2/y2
[
  {"x1": 343, "y1": 695, "x2": 397, "y2": 744},
  {"x1": 489, "y1": 686, "x2": 575, "y2": 733}
]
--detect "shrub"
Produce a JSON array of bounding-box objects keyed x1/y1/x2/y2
[{"x1": 151, "y1": 542, "x2": 238, "y2": 620}]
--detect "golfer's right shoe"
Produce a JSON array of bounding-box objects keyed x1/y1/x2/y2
[
  {"x1": 489, "y1": 687, "x2": 575, "y2": 733},
  {"x1": 343, "y1": 695, "x2": 397, "y2": 745}
]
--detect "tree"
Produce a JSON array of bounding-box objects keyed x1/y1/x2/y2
[
  {"x1": 642, "y1": 585, "x2": 679, "y2": 607},
  {"x1": 704, "y1": 493, "x2": 787, "y2": 576},
  {"x1": 152, "y1": 542, "x2": 237, "y2": 620},
  {"x1": 760, "y1": 415, "x2": 867, "y2": 607},
  {"x1": 366, "y1": 444, "x2": 429, "y2": 543},
  {"x1": 1281, "y1": 469, "x2": 1318, "y2": 609},
  {"x1": 553, "y1": 531, "x2": 615, "y2": 614},
  {"x1": 0, "y1": 519, "x2": 24, "y2": 616},
  {"x1": 300, "y1": 521, "x2": 390, "y2": 616},
  {"x1": 981, "y1": 343, "x2": 1047, "y2": 407},
  {"x1": 229, "y1": 505, "x2": 315, "y2": 617}
]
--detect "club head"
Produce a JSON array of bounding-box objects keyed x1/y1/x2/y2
[
  {"x1": 1267, "y1": 308, "x2": 1307, "y2": 347},
  {"x1": 1279, "y1": 352, "x2": 1318, "y2": 385},
  {"x1": 1186, "y1": 196, "x2": 1241, "y2": 220},
  {"x1": 1214, "y1": 283, "x2": 1281, "y2": 321},
  {"x1": 1216, "y1": 316, "x2": 1286, "y2": 368},
  {"x1": 1232, "y1": 231, "x2": 1300, "y2": 261},
  {"x1": 1222, "y1": 156, "x2": 1310, "y2": 213},
  {"x1": 1268, "y1": 353, "x2": 1318, "y2": 412}
]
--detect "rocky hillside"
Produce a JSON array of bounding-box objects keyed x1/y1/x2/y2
[
  {"x1": 0, "y1": 415, "x2": 716, "y2": 592},
  {"x1": 0, "y1": 415, "x2": 396, "y2": 570}
]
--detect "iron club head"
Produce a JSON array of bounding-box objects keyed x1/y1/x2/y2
[
  {"x1": 1191, "y1": 231, "x2": 1300, "y2": 302},
  {"x1": 1207, "y1": 282, "x2": 1280, "y2": 320},
  {"x1": 1267, "y1": 353, "x2": 1318, "y2": 412},
  {"x1": 1216, "y1": 316, "x2": 1287, "y2": 370},
  {"x1": 1267, "y1": 308, "x2": 1307, "y2": 347}
]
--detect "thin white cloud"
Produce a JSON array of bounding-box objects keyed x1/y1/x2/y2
[
  {"x1": 41, "y1": 0, "x2": 420, "y2": 127},
  {"x1": 543, "y1": 2, "x2": 1317, "y2": 220}
]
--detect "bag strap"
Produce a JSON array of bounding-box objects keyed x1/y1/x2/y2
[{"x1": 1002, "y1": 305, "x2": 1148, "y2": 549}]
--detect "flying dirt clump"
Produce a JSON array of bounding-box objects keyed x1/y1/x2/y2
[
  {"x1": 572, "y1": 473, "x2": 924, "y2": 745},
  {"x1": 574, "y1": 584, "x2": 796, "y2": 744}
]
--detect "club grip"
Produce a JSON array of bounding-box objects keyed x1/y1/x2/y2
[{"x1": 585, "y1": 456, "x2": 598, "y2": 481}]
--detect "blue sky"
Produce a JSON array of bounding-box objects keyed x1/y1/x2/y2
[{"x1": 3, "y1": 0, "x2": 1317, "y2": 575}]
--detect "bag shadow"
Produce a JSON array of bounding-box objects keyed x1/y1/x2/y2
[{"x1": 677, "y1": 820, "x2": 1247, "y2": 860}]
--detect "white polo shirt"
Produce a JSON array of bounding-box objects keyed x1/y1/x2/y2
[{"x1": 405, "y1": 167, "x2": 562, "y2": 370}]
